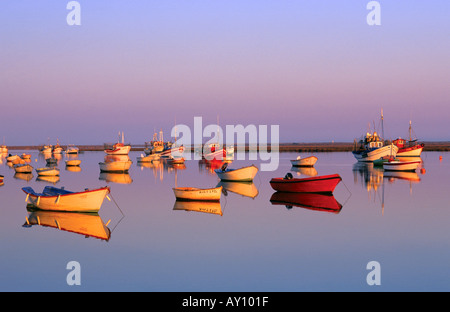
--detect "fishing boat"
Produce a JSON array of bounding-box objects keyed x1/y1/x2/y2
[
  {"x1": 269, "y1": 173, "x2": 342, "y2": 193},
  {"x1": 65, "y1": 159, "x2": 81, "y2": 166},
  {"x1": 382, "y1": 159, "x2": 421, "y2": 172},
  {"x1": 393, "y1": 121, "x2": 424, "y2": 157},
  {"x1": 136, "y1": 153, "x2": 161, "y2": 162},
  {"x1": 173, "y1": 186, "x2": 222, "y2": 201},
  {"x1": 36, "y1": 167, "x2": 60, "y2": 176},
  {"x1": 23, "y1": 210, "x2": 112, "y2": 241},
  {"x1": 352, "y1": 110, "x2": 398, "y2": 162},
  {"x1": 22, "y1": 186, "x2": 111, "y2": 213},
  {"x1": 52, "y1": 143, "x2": 64, "y2": 154},
  {"x1": 290, "y1": 156, "x2": 318, "y2": 167},
  {"x1": 66, "y1": 145, "x2": 79, "y2": 154},
  {"x1": 40, "y1": 145, "x2": 52, "y2": 153},
  {"x1": 214, "y1": 164, "x2": 259, "y2": 182},
  {"x1": 144, "y1": 130, "x2": 165, "y2": 155},
  {"x1": 14, "y1": 163, "x2": 33, "y2": 174},
  {"x1": 104, "y1": 132, "x2": 131, "y2": 155},
  {"x1": 99, "y1": 160, "x2": 132, "y2": 172}
]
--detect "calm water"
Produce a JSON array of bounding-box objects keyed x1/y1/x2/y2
[{"x1": 0, "y1": 150, "x2": 449, "y2": 291}]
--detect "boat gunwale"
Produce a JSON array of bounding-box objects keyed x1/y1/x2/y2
[
  {"x1": 269, "y1": 174, "x2": 342, "y2": 184},
  {"x1": 22, "y1": 186, "x2": 110, "y2": 199}
]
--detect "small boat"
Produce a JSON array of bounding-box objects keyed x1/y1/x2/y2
[
  {"x1": 269, "y1": 173, "x2": 342, "y2": 193},
  {"x1": 373, "y1": 155, "x2": 395, "y2": 167},
  {"x1": 136, "y1": 153, "x2": 161, "y2": 162},
  {"x1": 270, "y1": 192, "x2": 343, "y2": 213},
  {"x1": 53, "y1": 145, "x2": 64, "y2": 154},
  {"x1": 66, "y1": 145, "x2": 79, "y2": 154},
  {"x1": 0, "y1": 145, "x2": 8, "y2": 154},
  {"x1": 290, "y1": 156, "x2": 318, "y2": 167},
  {"x1": 22, "y1": 186, "x2": 111, "y2": 212},
  {"x1": 46, "y1": 158, "x2": 58, "y2": 165},
  {"x1": 104, "y1": 132, "x2": 131, "y2": 155},
  {"x1": 167, "y1": 155, "x2": 185, "y2": 164},
  {"x1": 173, "y1": 186, "x2": 222, "y2": 201},
  {"x1": 35, "y1": 167, "x2": 60, "y2": 176},
  {"x1": 6, "y1": 154, "x2": 20, "y2": 163},
  {"x1": 20, "y1": 153, "x2": 31, "y2": 160},
  {"x1": 14, "y1": 163, "x2": 33, "y2": 174},
  {"x1": 40, "y1": 145, "x2": 52, "y2": 153},
  {"x1": 99, "y1": 160, "x2": 132, "y2": 173},
  {"x1": 382, "y1": 159, "x2": 421, "y2": 172},
  {"x1": 160, "y1": 145, "x2": 185, "y2": 158},
  {"x1": 65, "y1": 159, "x2": 81, "y2": 166},
  {"x1": 214, "y1": 164, "x2": 258, "y2": 182},
  {"x1": 393, "y1": 121, "x2": 424, "y2": 157}
]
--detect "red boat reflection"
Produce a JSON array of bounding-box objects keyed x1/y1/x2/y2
[{"x1": 270, "y1": 192, "x2": 343, "y2": 213}]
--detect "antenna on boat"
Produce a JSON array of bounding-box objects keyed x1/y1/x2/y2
[{"x1": 381, "y1": 108, "x2": 384, "y2": 140}]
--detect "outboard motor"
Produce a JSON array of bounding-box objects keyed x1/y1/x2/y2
[{"x1": 284, "y1": 172, "x2": 293, "y2": 180}]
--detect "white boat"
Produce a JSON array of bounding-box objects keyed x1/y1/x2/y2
[
  {"x1": 22, "y1": 186, "x2": 111, "y2": 213},
  {"x1": 383, "y1": 159, "x2": 422, "y2": 172},
  {"x1": 40, "y1": 145, "x2": 52, "y2": 153},
  {"x1": 99, "y1": 160, "x2": 132, "y2": 172},
  {"x1": 290, "y1": 156, "x2": 318, "y2": 167},
  {"x1": 35, "y1": 167, "x2": 60, "y2": 176},
  {"x1": 214, "y1": 164, "x2": 259, "y2": 182},
  {"x1": 65, "y1": 159, "x2": 81, "y2": 166},
  {"x1": 136, "y1": 153, "x2": 161, "y2": 162},
  {"x1": 104, "y1": 132, "x2": 131, "y2": 155},
  {"x1": 173, "y1": 186, "x2": 222, "y2": 201},
  {"x1": 53, "y1": 146, "x2": 64, "y2": 154},
  {"x1": 0, "y1": 145, "x2": 8, "y2": 154},
  {"x1": 66, "y1": 145, "x2": 79, "y2": 154},
  {"x1": 14, "y1": 163, "x2": 33, "y2": 174},
  {"x1": 352, "y1": 131, "x2": 398, "y2": 162}
]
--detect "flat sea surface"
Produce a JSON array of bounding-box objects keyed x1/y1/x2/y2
[{"x1": 0, "y1": 151, "x2": 449, "y2": 291}]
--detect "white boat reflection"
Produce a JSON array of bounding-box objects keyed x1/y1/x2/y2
[
  {"x1": 270, "y1": 192, "x2": 342, "y2": 214},
  {"x1": 14, "y1": 172, "x2": 34, "y2": 182},
  {"x1": 23, "y1": 209, "x2": 111, "y2": 241},
  {"x1": 99, "y1": 172, "x2": 133, "y2": 184},
  {"x1": 173, "y1": 200, "x2": 223, "y2": 216},
  {"x1": 216, "y1": 181, "x2": 259, "y2": 199},
  {"x1": 65, "y1": 165, "x2": 82, "y2": 172},
  {"x1": 290, "y1": 166, "x2": 318, "y2": 177},
  {"x1": 36, "y1": 175, "x2": 60, "y2": 184}
]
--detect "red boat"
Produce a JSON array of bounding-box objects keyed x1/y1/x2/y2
[
  {"x1": 270, "y1": 192, "x2": 342, "y2": 213},
  {"x1": 269, "y1": 173, "x2": 342, "y2": 193}
]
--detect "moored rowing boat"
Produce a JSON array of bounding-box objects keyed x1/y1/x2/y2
[
  {"x1": 173, "y1": 186, "x2": 222, "y2": 201},
  {"x1": 269, "y1": 173, "x2": 342, "y2": 193}
]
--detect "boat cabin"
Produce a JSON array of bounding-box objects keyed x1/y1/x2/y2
[
  {"x1": 364, "y1": 132, "x2": 384, "y2": 149},
  {"x1": 393, "y1": 138, "x2": 405, "y2": 148}
]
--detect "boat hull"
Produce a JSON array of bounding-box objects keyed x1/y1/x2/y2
[
  {"x1": 65, "y1": 159, "x2": 81, "y2": 166},
  {"x1": 173, "y1": 186, "x2": 222, "y2": 201},
  {"x1": 36, "y1": 168, "x2": 60, "y2": 176},
  {"x1": 383, "y1": 160, "x2": 421, "y2": 172},
  {"x1": 14, "y1": 164, "x2": 33, "y2": 173},
  {"x1": 353, "y1": 144, "x2": 398, "y2": 162},
  {"x1": 269, "y1": 174, "x2": 342, "y2": 193},
  {"x1": 290, "y1": 156, "x2": 318, "y2": 167},
  {"x1": 214, "y1": 165, "x2": 258, "y2": 182},
  {"x1": 104, "y1": 144, "x2": 131, "y2": 155},
  {"x1": 99, "y1": 160, "x2": 132, "y2": 173},
  {"x1": 396, "y1": 144, "x2": 424, "y2": 157},
  {"x1": 23, "y1": 186, "x2": 110, "y2": 213}
]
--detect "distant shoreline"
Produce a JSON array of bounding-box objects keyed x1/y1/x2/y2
[{"x1": 4, "y1": 142, "x2": 450, "y2": 152}]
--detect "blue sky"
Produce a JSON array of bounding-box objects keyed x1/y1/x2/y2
[{"x1": 1, "y1": 1, "x2": 449, "y2": 145}]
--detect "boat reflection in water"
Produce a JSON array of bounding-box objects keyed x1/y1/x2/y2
[
  {"x1": 36, "y1": 175, "x2": 60, "y2": 185},
  {"x1": 270, "y1": 192, "x2": 343, "y2": 213},
  {"x1": 65, "y1": 165, "x2": 82, "y2": 173},
  {"x1": 290, "y1": 166, "x2": 318, "y2": 177},
  {"x1": 99, "y1": 172, "x2": 133, "y2": 184},
  {"x1": 216, "y1": 181, "x2": 259, "y2": 199},
  {"x1": 173, "y1": 200, "x2": 223, "y2": 216},
  {"x1": 14, "y1": 172, "x2": 34, "y2": 182},
  {"x1": 23, "y1": 208, "x2": 112, "y2": 241}
]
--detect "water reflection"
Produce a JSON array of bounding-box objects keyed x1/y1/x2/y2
[
  {"x1": 270, "y1": 192, "x2": 343, "y2": 213},
  {"x1": 173, "y1": 200, "x2": 223, "y2": 216},
  {"x1": 198, "y1": 158, "x2": 228, "y2": 175},
  {"x1": 36, "y1": 175, "x2": 60, "y2": 184},
  {"x1": 14, "y1": 172, "x2": 34, "y2": 182},
  {"x1": 23, "y1": 208, "x2": 111, "y2": 241},
  {"x1": 290, "y1": 166, "x2": 318, "y2": 177},
  {"x1": 217, "y1": 181, "x2": 259, "y2": 199},
  {"x1": 99, "y1": 172, "x2": 133, "y2": 184}
]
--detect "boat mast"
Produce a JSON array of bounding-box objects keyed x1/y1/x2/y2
[{"x1": 381, "y1": 108, "x2": 384, "y2": 140}]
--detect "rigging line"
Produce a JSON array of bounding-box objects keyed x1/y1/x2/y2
[
  {"x1": 108, "y1": 192, "x2": 125, "y2": 217},
  {"x1": 340, "y1": 178, "x2": 352, "y2": 207}
]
